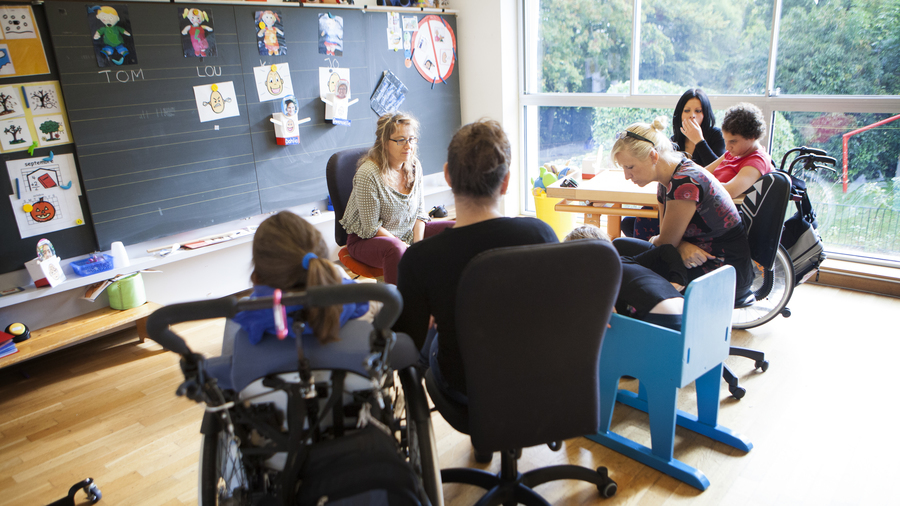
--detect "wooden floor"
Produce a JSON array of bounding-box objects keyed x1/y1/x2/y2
[{"x1": 1, "y1": 283, "x2": 898, "y2": 505}]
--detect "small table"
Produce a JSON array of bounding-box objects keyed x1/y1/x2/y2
[{"x1": 546, "y1": 169, "x2": 658, "y2": 238}]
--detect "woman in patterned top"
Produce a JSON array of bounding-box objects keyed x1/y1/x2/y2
[
  {"x1": 610, "y1": 117, "x2": 753, "y2": 302},
  {"x1": 340, "y1": 113, "x2": 453, "y2": 284}
]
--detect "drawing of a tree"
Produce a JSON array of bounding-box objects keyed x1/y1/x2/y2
[
  {"x1": 4, "y1": 124, "x2": 24, "y2": 143},
  {"x1": 0, "y1": 92, "x2": 17, "y2": 116},
  {"x1": 39, "y1": 120, "x2": 62, "y2": 140},
  {"x1": 30, "y1": 89, "x2": 58, "y2": 111}
]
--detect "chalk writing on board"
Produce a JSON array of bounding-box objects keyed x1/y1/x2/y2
[
  {"x1": 98, "y1": 69, "x2": 144, "y2": 83},
  {"x1": 197, "y1": 66, "x2": 223, "y2": 77}
]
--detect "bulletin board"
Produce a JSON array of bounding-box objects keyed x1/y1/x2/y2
[{"x1": 41, "y1": 1, "x2": 461, "y2": 251}]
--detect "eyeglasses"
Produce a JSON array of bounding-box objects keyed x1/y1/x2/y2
[
  {"x1": 615, "y1": 130, "x2": 655, "y2": 146},
  {"x1": 388, "y1": 137, "x2": 418, "y2": 146}
]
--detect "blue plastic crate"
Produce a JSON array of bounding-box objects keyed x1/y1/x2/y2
[{"x1": 71, "y1": 254, "x2": 115, "y2": 277}]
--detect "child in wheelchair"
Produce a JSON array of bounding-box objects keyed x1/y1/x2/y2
[{"x1": 146, "y1": 211, "x2": 440, "y2": 506}]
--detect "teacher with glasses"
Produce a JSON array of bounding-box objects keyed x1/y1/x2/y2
[{"x1": 340, "y1": 113, "x2": 454, "y2": 284}]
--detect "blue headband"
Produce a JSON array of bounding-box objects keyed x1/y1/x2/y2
[{"x1": 302, "y1": 252, "x2": 317, "y2": 270}]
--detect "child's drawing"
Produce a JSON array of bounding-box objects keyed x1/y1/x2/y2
[
  {"x1": 23, "y1": 84, "x2": 61, "y2": 115},
  {"x1": 1, "y1": 7, "x2": 37, "y2": 39},
  {"x1": 87, "y1": 5, "x2": 138, "y2": 67},
  {"x1": 193, "y1": 82, "x2": 240, "y2": 122},
  {"x1": 180, "y1": 7, "x2": 216, "y2": 58},
  {"x1": 255, "y1": 10, "x2": 285, "y2": 56},
  {"x1": 0, "y1": 86, "x2": 22, "y2": 118},
  {"x1": 0, "y1": 44, "x2": 14, "y2": 76},
  {"x1": 33, "y1": 114, "x2": 70, "y2": 147},
  {"x1": 318, "y1": 13, "x2": 343, "y2": 57},
  {"x1": 0, "y1": 117, "x2": 31, "y2": 151},
  {"x1": 253, "y1": 63, "x2": 293, "y2": 102}
]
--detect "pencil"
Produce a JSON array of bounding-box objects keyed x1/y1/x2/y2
[{"x1": 15, "y1": 178, "x2": 19, "y2": 199}]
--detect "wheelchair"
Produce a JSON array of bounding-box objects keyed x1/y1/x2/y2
[
  {"x1": 732, "y1": 146, "x2": 836, "y2": 330},
  {"x1": 145, "y1": 283, "x2": 442, "y2": 506}
]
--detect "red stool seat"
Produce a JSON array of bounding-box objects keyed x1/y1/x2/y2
[{"x1": 338, "y1": 247, "x2": 384, "y2": 279}]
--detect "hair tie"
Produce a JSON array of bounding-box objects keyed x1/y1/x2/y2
[{"x1": 302, "y1": 252, "x2": 317, "y2": 270}]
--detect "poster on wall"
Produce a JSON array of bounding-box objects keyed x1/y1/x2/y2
[
  {"x1": 255, "y1": 10, "x2": 285, "y2": 56},
  {"x1": 6, "y1": 154, "x2": 85, "y2": 239},
  {"x1": 253, "y1": 63, "x2": 294, "y2": 102},
  {"x1": 0, "y1": 6, "x2": 50, "y2": 78},
  {"x1": 86, "y1": 5, "x2": 138, "y2": 67},
  {"x1": 193, "y1": 82, "x2": 240, "y2": 122},
  {"x1": 0, "y1": 81, "x2": 72, "y2": 154},
  {"x1": 410, "y1": 15, "x2": 456, "y2": 85},
  {"x1": 179, "y1": 7, "x2": 216, "y2": 58}
]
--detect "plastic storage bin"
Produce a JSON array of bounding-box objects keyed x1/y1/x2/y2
[
  {"x1": 107, "y1": 272, "x2": 147, "y2": 310},
  {"x1": 71, "y1": 254, "x2": 115, "y2": 277},
  {"x1": 534, "y1": 194, "x2": 577, "y2": 241}
]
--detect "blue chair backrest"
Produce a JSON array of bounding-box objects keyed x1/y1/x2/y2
[
  {"x1": 740, "y1": 171, "x2": 792, "y2": 270},
  {"x1": 679, "y1": 266, "x2": 735, "y2": 387}
]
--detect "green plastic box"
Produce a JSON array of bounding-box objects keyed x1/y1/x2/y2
[{"x1": 107, "y1": 272, "x2": 147, "y2": 310}]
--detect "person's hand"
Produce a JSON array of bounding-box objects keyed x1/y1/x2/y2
[
  {"x1": 677, "y1": 242, "x2": 715, "y2": 269},
  {"x1": 681, "y1": 117, "x2": 705, "y2": 145}
]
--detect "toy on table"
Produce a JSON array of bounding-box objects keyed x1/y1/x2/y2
[
  {"x1": 5, "y1": 323, "x2": 30, "y2": 343},
  {"x1": 24, "y1": 238, "x2": 66, "y2": 288}
]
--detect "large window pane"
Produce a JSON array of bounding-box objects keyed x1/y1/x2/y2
[
  {"x1": 639, "y1": 0, "x2": 772, "y2": 95},
  {"x1": 535, "y1": 0, "x2": 632, "y2": 93},
  {"x1": 774, "y1": 111, "x2": 900, "y2": 260},
  {"x1": 775, "y1": 0, "x2": 900, "y2": 95}
]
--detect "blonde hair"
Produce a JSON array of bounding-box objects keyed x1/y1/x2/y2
[
  {"x1": 251, "y1": 211, "x2": 343, "y2": 344},
  {"x1": 564, "y1": 224, "x2": 611, "y2": 243},
  {"x1": 361, "y1": 113, "x2": 421, "y2": 192},
  {"x1": 609, "y1": 117, "x2": 680, "y2": 168}
]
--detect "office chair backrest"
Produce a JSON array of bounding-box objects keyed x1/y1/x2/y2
[
  {"x1": 455, "y1": 240, "x2": 622, "y2": 452},
  {"x1": 326, "y1": 147, "x2": 370, "y2": 247},
  {"x1": 739, "y1": 171, "x2": 792, "y2": 270},
  {"x1": 679, "y1": 265, "x2": 735, "y2": 387}
]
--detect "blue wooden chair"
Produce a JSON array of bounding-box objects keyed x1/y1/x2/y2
[{"x1": 585, "y1": 266, "x2": 752, "y2": 491}]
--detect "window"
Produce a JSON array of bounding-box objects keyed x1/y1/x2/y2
[{"x1": 522, "y1": 0, "x2": 900, "y2": 263}]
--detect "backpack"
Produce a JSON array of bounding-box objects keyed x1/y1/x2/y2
[{"x1": 780, "y1": 175, "x2": 826, "y2": 285}]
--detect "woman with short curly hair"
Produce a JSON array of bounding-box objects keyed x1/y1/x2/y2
[{"x1": 707, "y1": 102, "x2": 772, "y2": 198}]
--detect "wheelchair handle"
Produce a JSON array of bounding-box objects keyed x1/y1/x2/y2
[{"x1": 145, "y1": 283, "x2": 403, "y2": 357}]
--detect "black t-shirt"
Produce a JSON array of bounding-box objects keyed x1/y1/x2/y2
[
  {"x1": 617, "y1": 245, "x2": 685, "y2": 319},
  {"x1": 394, "y1": 217, "x2": 558, "y2": 395}
]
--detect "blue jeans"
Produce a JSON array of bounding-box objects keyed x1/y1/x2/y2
[{"x1": 422, "y1": 330, "x2": 468, "y2": 405}]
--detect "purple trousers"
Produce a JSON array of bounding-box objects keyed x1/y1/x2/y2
[{"x1": 347, "y1": 221, "x2": 455, "y2": 284}]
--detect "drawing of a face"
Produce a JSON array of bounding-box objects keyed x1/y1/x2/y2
[
  {"x1": 266, "y1": 67, "x2": 283, "y2": 96},
  {"x1": 2, "y1": 9, "x2": 33, "y2": 37},
  {"x1": 209, "y1": 89, "x2": 225, "y2": 113},
  {"x1": 187, "y1": 9, "x2": 204, "y2": 27},
  {"x1": 327, "y1": 72, "x2": 340, "y2": 93},
  {"x1": 96, "y1": 8, "x2": 120, "y2": 27},
  {"x1": 31, "y1": 199, "x2": 55, "y2": 222},
  {"x1": 261, "y1": 11, "x2": 277, "y2": 28}
]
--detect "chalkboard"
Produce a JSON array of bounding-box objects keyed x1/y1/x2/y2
[
  {"x1": 0, "y1": 4, "x2": 96, "y2": 275},
  {"x1": 44, "y1": 2, "x2": 461, "y2": 250}
]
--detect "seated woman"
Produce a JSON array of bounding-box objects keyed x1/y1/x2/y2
[
  {"x1": 626, "y1": 88, "x2": 726, "y2": 239},
  {"x1": 393, "y1": 119, "x2": 558, "y2": 404},
  {"x1": 610, "y1": 118, "x2": 754, "y2": 303},
  {"x1": 340, "y1": 113, "x2": 454, "y2": 284},
  {"x1": 706, "y1": 102, "x2": 772, "y2": 198},
  {"x1": 565, "y1": 225, "x2": 685, "y2": 331},
  {"x1": 209, "y1": 211, "x2": 376, "y2": 392}
]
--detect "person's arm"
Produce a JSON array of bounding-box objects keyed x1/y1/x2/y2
[
  {"x1": 705, "y1": 153, "x2": 726, "y2": 174},
  {"x1": 722, "y1": 166, "x2": 764, "y2": 198},
  {"x1": 692, "y1": 128, "x2": 725, "y2": 167},
  {"x1": 651, "y1": 199, "x2": 715, "y2": 268},
  {"x1": 411, "y1": 168, "x2": 429, "y2": 243},
  {"x1": 352, "y1": 169, "x2": 384, "y2": 239},
  {"x1": 412, "y1": 219, "x2": 426, "y2": 243}
]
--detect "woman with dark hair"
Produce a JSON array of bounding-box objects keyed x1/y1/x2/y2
[
  {"x1": 340, "y1": 113, "x2": 454, "y2": 284},
  {"x1": 671, "y1": 88, "x2": 725, "y2": 166},
  {"x1": 394, "y1": 119, "x2": 558, "y2": 403}
]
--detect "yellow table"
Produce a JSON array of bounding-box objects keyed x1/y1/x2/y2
[{"x1": 545, "y1": 169, "x2": 658, "y2": 238}]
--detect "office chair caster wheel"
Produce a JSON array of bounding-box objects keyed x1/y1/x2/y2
[
  {"x1": 595, "y1": 467, "x2": 617, "y2": 498},
  {"x1": 755, "y1": 360, "x2": 769, "y2": 372},
  {"x1": 781, "y1": 307, "x2": 792, "y2": 318},
  {"x1": 547, "y1": 441, "x2": 562, "y2": 451},
  {"x1": 729, "y1": 385, "x2": 746, "y2": 399},
  {"x1": 86, "y1": 483, "x2": 102, "y2": 503},
  {"x1": 473, "y1": 448, "x2": 492, "y2": 464}
]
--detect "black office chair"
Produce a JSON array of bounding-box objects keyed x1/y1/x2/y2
[
  {"x1": 425, "y1": 240, "x2": 622, "y2": 503},
  {"x1": 726, "y1": 170, "x2": 793, "y2": 398},
  {"x1": 325, "y1": 147, "x2": 385, "y2": 279}
]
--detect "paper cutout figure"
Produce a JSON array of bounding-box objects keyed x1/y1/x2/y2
[
  {"x1": 411, "y1": 15, "x2": 456, "y2": 84},
  {"x1": 0, "y1": 44, "x2": 14, "y2": 76},
  {"x1": 33, "y1": 114, "x2": 70, "y2": 147},
  {"x1": 253, "y1": 63, "x2": 294, "y2": 102},
  {"x1": 256, "y1": 10, "x2": 285, "y2": 56},
  {"x1": 1, "y1": 8, "x2": 36, "y2": 39},
  {"x1": 270, "y1": 95, "x2": 310, "y2": 146},
  {"x1": 180, "y1": 7, "x2": 216, "y2": 58},
  {"x1": 0, "y1": 86, "x2": 22, "y2": 118},
  {"x1": 318, "y1": 13, "x2": 343, "y2": 57},
  {"x1": 87, "y1": 5, "x2": 137, "y2": 67},
  {"x1": 0, "y1": 117, "x2": 31, "y2": 151},
  {"x1": 319, "y1": 68, "x2": 357, "y2": 126},
  {"x1": 370, "y1": 70, "x2": 408, "y2": 117},
  {"x1": 193, "y1": 82, "x2": 240, "y2": 122},
  {"x1": 23, "y1": 85, "x2": 61, "y2": 115}
]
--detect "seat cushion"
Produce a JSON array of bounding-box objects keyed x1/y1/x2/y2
[{"x1": 339, "y1": 247, "x2": 384, "y2": 279}]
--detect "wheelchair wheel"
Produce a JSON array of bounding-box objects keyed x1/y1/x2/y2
[
  {"x1": 396, "y1": 368, "x2": 443, "y2": 506},
  {"x1": 199, "y1": 424, "x2": 251, "y2": 506},
  {"x1": 733, "y1": 245, "x2": 795, "y2": 330}
]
